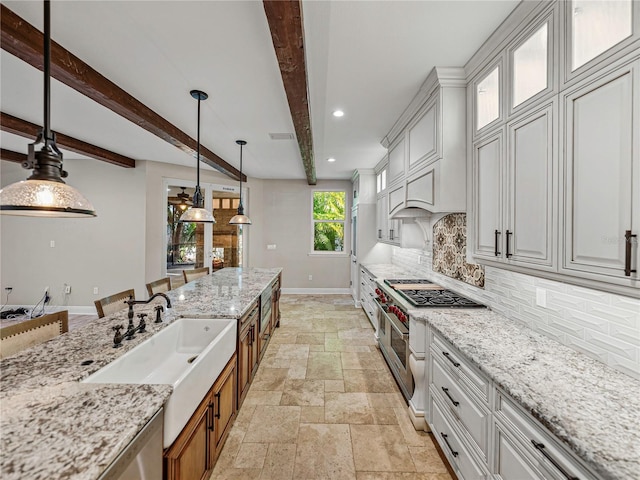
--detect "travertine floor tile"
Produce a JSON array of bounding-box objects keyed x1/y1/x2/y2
[
  {"x1": 213, "y1": 295, "x2": 452, "y2": 480},
  {"x1": 351, "y1": 425, "x2": 416, "y2": 472},
  {"x1": 300, "y1": 405, "x2": 325, "y2": 423},
  {"x1": 234, "y1": 442, "x2": 268, "y2": 468},
  {"x1": 259, "y1": 443, "x2": 296, "y2": 480},
  {"x1": 325, "y1": 392, "x2": 398, "y2": 425},
  {"x1": 342, "y1": 351, "x2": 388, "y2": 370},
  {"x1": 251, "y1": 368, "x2": 289, "y2": 391},
  {"x1": 243, "y1": 405, "x2": 301, "y2": 443},
  {"x1": 343, "y1": 369, "x2": 399, "y2": 393},
  {"x1": 280, "y1": 379, "x2": 325, "y2": 406},
  {"x1": 293, "y1": 423, "x2": 356, "y2": 480},
  {"x1": 408, "y1": 443, "x2": 450, "y2": 473},
  {"x1": 306, "y1": 351, "x2": 344, "y2": 380}
]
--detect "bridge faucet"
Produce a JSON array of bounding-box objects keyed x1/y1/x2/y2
[{"x1": 122, "y1": 293, "x2": 172, "y2": 340}]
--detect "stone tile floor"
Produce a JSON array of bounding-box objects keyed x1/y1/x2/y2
[{"x1": 210, "y1": 294, "x2": 452, "y2": 480}]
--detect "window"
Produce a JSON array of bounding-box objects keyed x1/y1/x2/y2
[
  {"x1": 512, "y1": 22, "x2": 548, "y2": 107},
  {"x1": 476, "y1": 65, "x2": 500, "y2": 130},
  {"x1": 376, "y1": 168, "x2": 387, "y2": 193},
  {"x1": 572, "y1": 0, "x2": 632, "y2": 71},
  {"x1": 312, "y1": 191, "x2": 346, "y2": 252}
]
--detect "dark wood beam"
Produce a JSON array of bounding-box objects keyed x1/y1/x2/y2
[
  {"x1": 0, "y1": 148, "x2": 28, "y2": 164},
  {"x1": 263, "y1": 0, "x2": 316, "y2": 185},
  {"x1": 1, "y1": 112, "x2": 136, "y2": 168},
  {"x1": 0, "y1": 4, "x2": 245, "y2": 181}
]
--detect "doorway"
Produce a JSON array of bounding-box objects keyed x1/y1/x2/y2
[{"x1": 212, "y1": 192, "x2": 243, "y2": 269}]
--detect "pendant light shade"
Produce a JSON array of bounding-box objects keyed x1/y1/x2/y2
[
  {"x1": 229, "y1": 140, "x2": 252, "y2": 225},
  {"x1": 0, "y1": 1, "x2": 95, "y2": 217},
  {"x1": 179, "y1": 90, "x2": 215, "y2": 224}
]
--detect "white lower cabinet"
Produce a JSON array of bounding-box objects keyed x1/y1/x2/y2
[
  {"x1": 359, "y1": 267, "x2": 378, "y2": 329},
  {"x1": 430, "y1": 394, "x2": 490, "y2": 480},
  {"x1": 427, "y1": 327, "x2": 604, "y2": 480}
]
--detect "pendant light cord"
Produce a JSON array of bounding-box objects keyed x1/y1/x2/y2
[
  {"x1": 43, "y1": 0, "x2": 52, "y2": 147},
  {"x1": 196, "y1": 95, "x2": 201, "y2": 190},
  {"x1": 238, "y1": 143, "x2": 243, "y2": 206}
]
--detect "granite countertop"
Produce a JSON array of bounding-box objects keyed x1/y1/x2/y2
[
  {"x1": 0, "y1": 267, "x2": 282, "y2": 480},
  {"x1": 361, "y1": 263, "x2": 416, "y2": 280},
  {"x1": 411, "y1": 308, "x2": 640, "y2": 480}
]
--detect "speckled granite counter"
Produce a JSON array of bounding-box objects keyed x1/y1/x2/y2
[
  {"x1": 411, "y1": 308, "x2": 640, "y2": 480},
  {"x1": 0, "y1": 267, "x2": 282, "y2": 480},
  {"x1": 361, "y1": 263, "x2": 415, "y2": 281}
]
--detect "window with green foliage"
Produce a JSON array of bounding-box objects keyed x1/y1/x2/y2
[{"x1": 312, "y1": 191, "x2": 346, "y2": 252}]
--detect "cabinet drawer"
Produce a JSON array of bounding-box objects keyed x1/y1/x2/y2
[
  {"x1": 495, "y1": 393, "x2": 600, "y2": 480},
  {"x1": 431, "y1": 331, "x2": 490, "y2": 402},
  {"x1": 431, "y1": 354, "x2": 490, "y2": 459},
  {"x1": 430, "y1": 395, "x2": 490, "y2": 480}
]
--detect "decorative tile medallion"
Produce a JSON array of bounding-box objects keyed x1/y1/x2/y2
[{"x1": 432, "y1": 213, "x2": 485, "y2": 288}]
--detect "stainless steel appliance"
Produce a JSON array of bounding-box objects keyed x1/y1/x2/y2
[{"x1": 375, "y1": 278, "x2": 486, "y2": 401}]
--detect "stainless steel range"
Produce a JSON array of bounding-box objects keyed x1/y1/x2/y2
[{"x1": 374, "y1": 278, "x2": 485, "y2": 403}]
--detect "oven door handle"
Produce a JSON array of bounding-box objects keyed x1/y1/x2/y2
[{"x1": 388, "y1": 314, "x2": 409, "y2": 340}]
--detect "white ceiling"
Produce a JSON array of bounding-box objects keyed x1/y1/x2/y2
[{"x1": 0, "y1": 0, "x2": 519, "y2": 181}]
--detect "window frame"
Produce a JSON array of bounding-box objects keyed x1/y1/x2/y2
[{"x1": 309, "y1": 189, "x2": 348, "y2": 256}]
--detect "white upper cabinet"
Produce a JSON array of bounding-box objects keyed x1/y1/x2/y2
[
  {"x1": 560, "y1": 57, "x2": 639, "y2": 285},
  {"x1": 571, "y1": 0, "x2": 633, "y2": 71},
  {"x1": 475, "y1": 63, "x2": 502, "y2": 133}
]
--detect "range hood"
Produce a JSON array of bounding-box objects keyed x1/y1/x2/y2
[{"x1": 390, "y1": 206, "x2": 432, "y2": 219}]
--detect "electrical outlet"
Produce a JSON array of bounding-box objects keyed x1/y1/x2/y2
[
  {"x1": 536, "y1": 288, "x2": 547, "y2": 308},
  {"x1": 4, "y1": 287, "x2": 12, "y2": 292},
  {"x1": 44, "y1": 286, "x2": 49, "y2": 294},
  {"x1": 308, "y1": 275, "x2": 313, "y2": 281},
  {"x1": 93, "y1": 287, "x2": 99, "y2": 295},
  {"x1": 50, "y1": 240, "x2": 55, "y2": 248},
  {"x1": 418, "y1": 255, "x2": 422, "y2": 264},
  {"x1": 267, "y1": 244, "x2": 276, "y2": 250},
  {"x1": 64, "y1": 285, "x2": 71, "y2": 294}
]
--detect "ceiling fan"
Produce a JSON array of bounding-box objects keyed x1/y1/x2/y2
[{"x1": 168, "y1": 187, "x2": 193, "y2": 210}]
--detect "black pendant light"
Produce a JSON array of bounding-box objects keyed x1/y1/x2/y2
[
  {"x1": 229, "y1": 140, "x2": 251, "y2": 225},
  {"x1": 179, "y1": 90, "x2": 215, "y2": 223},
  {"x1": 0, "y1": 0, "x2": 96, "y2": 217}
]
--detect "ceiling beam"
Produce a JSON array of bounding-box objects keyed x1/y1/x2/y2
[
  {"x1": 263, "y1": 0, "x2": 316, "y2": 185},
  {"x1": 0, "y1": 4, "x2": 245, "y2": 182},
  {"x1": 1, "y1": 112, "x2": 136, "y2": 168},
  {"x1": 0, "y1": 148, "x2": 28, "y2": 164}
]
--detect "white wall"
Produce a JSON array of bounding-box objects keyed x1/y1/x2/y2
[
  {"x1": 252, "y1": 179, "x2": 351, "y2": 291},
  {"x1": 392, "y1": 247, "x2": 640, "y2": 380},
  {"x1": 1, "y1": 160, "x2": 352, "y2": 312},
  {"x1": 1, "y1": 159, "x2": 147, "y2": 312}
]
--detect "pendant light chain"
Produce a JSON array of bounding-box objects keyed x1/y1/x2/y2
[
  {"x1": 238, "y1": 142, "x2": 243, "y2": 206},
  {"x1": 196, "y1": 94, "x2": 201, "y2": 194}
]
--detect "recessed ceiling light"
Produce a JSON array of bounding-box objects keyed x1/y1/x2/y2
[
  {"x1": 327, "y1": 157, "x2": 336, "y2": 162},
  {"x1": 332, "y1": 110, "x2": 344, "y2": 118}
]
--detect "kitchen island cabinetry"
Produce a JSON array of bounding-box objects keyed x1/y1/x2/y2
[
  {"x1": 238, "y1": 300, "x2": 260, "y2": 408},
  {"x1": 164, "y1": 354, "x2": 237, "y2": 480}
]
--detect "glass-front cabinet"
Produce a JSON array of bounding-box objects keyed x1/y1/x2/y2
[{"x1": 475, "y1": 63, "x2": 502, "y2": 134}]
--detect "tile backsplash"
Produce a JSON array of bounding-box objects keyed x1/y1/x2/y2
[
  {"x1": 432, "y1": 213, "x2": 484, "y2": 288},
  {"x1": 392, "y1": 247, "x2": 640, "y2": 380}
]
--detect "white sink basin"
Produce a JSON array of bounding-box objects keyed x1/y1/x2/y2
[{"x1": 83, "y1": 318, "x2": 236, "y2": 447}]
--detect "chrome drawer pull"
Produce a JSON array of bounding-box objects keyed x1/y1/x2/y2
[
  {"x1": 442, "y1": 387, "x2": 460, "y2": 407},
  {"x1": 531, "y1": 440, "x2": 579, "y2": 480},
  {"x1": 442, "y1": 351, "x2": 460, "y2": 367},
  {"x1": 440, "y1": 433, "x2": 458, "y2": 458}
]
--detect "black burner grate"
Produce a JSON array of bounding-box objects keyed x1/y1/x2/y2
[{"x1": 384, "y1": 279, "x2": 485, "y2": 308}]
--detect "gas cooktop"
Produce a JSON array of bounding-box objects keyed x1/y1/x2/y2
[{"x1": 383, "y1": 279, "x2": 486, "y2": 308}]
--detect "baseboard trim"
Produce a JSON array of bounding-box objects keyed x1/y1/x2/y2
[{"x1": 281, "y1": 288, "x2": 352, "y2": 295}]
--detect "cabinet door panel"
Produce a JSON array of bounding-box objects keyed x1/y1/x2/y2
[
  {"x1": 507, "y1": 103, "x2": 555, "y2": 267},
  {"x1": 409, "y1": 99, "x2": 437, "y2": 169},
  {"x1": 473, "y1": 131, "x2": 503, "y2": 260},
  {"x1": 494, "y1": 423, "x2": 544, "y2": 480},
  {"x1": 564, "y1": 63, "x2": 638, "y2": 279},
  {"x1": 237, "y1": 325, "x2": 252, "y2": 408},
  {"x1": 388, "y1": 184, "x2": 405, "y2": 217},
  {"x1": 406, "y1": 167, "x2": 435, "y2": 208},
  {"x1": 388, "y1": 137, "x2": 406, "y2": 185}
]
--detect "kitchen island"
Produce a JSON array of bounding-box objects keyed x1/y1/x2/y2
[{"x1": 0, "y1": 267, "x2": 282, "y2": 480}]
